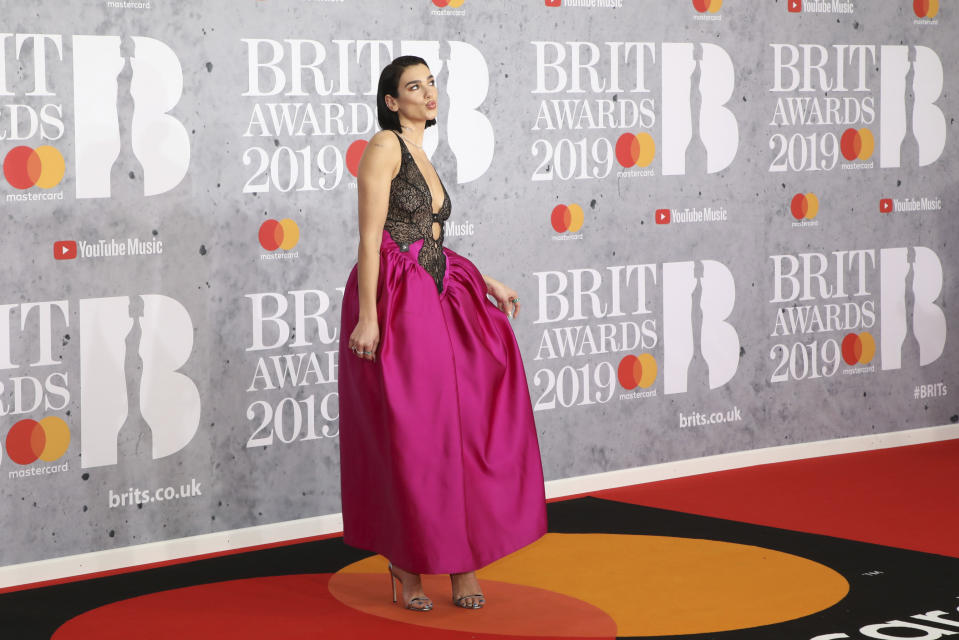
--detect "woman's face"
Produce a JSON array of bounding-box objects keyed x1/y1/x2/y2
[{"x1": 387, "y1": 64, "x2": 438, "y2": 126}]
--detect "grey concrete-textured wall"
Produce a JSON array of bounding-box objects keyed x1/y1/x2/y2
[{"x1": 0, "y1": 0, "x2": 955, "y2": 566}]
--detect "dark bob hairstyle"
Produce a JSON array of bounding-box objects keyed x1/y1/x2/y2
[{"x1": 376, "y1": 56, "x2": 437, "y2": 132}]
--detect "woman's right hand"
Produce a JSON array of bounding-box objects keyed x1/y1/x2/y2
[{"x1": 348, "y1": 317, "x2": 380, "y2": 362}]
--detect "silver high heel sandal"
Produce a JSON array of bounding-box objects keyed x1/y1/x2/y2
[
  {"x1": 388, "y1": 562, "x2": 433, "y2": 611},
  {"x1": 450, "y1": 574, "x2": 485, "y2": 609}
]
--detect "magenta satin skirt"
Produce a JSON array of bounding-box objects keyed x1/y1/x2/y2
[{"x1": 337, "y1": 229, "x2": 547, "y2": 574}]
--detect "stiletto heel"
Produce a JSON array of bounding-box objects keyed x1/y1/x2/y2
[
  {"x1": 388, "y1": 562, "x2": 433, "y2": 611},
  {"x1": 389, "y1": 562, "x2": 397, "y2": 603}
]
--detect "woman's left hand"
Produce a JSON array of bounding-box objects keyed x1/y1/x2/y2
[{"x1": 484, "y1": 276, "x2": 521, "y2": 319}]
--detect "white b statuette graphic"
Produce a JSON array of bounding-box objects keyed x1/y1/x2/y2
[
  {"x1": 73, "y1": 35, "x2": 190, "y2": 198},
  {"x1": 79, "y1": 295, "x2": 200, "y2": 468}
]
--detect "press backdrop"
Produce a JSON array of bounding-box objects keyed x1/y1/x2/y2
[{"x1": 0, "y1": 0, "x2": 955, "y2": 566}]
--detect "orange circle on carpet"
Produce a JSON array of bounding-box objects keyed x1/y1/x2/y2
[{"x1": 334, "y1": 533, "x2": 849, "y2": 637}]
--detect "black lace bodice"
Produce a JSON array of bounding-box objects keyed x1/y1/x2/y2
[{"x1": 384, "y1": 131, "x2": 452, "y2": 293}]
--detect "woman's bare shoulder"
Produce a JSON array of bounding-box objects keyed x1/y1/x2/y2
[
  {"x1": 360, "y1": 130, "x2": 401, "y2": 176},
  {"x1": 368, "y1": 130, "x2": 400, "y2": 153}
]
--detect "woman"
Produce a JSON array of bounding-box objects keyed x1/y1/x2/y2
[{"x1": 338, "y1": 56, "x2": 547, "y2": 612}]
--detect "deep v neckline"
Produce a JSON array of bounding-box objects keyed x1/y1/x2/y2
[{"x1": 395, "y1": 133, "x2": 447, "y2": 215}]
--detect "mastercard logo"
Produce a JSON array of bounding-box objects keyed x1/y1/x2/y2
[
  {"x1": 914, "y1": 0, "x2": 939, "y2": 17},
  {"x1": 692, "y1": 0, "x2": 722, "y2": 12},
  {"x1": 618, "y1": 354, "x2": 658, "y2": 390},
  {"x1": 790, "y1": 193, "x2": 819, "y2": 220},
  {"x1": 551, "y1": 203, "x2": 584, "y2": 233},
  {"x1": 841, "y1": 332, "x2": 876, "y2": 366},
  {"x1": 259, "y1": 218, "x2": 300, "y2": 251},
  {"x1": 433, "y1": 0, "x2": 466, "y2": 7},
  {"x1": 5, "y1": 417, "x2": 70, "y2": 465},
  {"x1": 615, "y1": 133, "x2": 655, "y2": 168},
  {"x1": 840, "y1": 128, "x2": 875, "y2": 162},
  {"x1": 346, "y1": 140, "x2": 367, "y2": 178},
  {"x1": 3, "y1": 145, "x2": 65, "y2": 190}
]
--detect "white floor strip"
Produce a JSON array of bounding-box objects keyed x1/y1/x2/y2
[
  {"x1": 2, "y1": 423, "x2": 956, "y2": 591},
  {"x1": 543, "y1": 423, "x2": 959, "y2": 499}
]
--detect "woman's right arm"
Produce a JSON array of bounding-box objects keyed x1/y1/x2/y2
[{"x1": 349, "y1": 131, "x2": 399, "y2": 361}]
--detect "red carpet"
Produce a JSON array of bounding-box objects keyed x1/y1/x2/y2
[
  {"x1": 4, "y1": 438, "x2": 958, "y2": 640},
  {"x1": 52, "y1": 574, "x2": 589, "y2": 640},
  {"x1": 592, "y1": 439, "x2": 959, "y2": 558}
]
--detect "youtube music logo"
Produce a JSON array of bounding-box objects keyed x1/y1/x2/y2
[
  {"x1": 54, "y1": 241, "x2": 77, "y2": 260},
  {"x1": 656, "y1": 209, "x2": 672, "y2": 225},
  {"x1": 788, "y1": 0, "x2": 802, "y2": 12},
  {"x1": 879, "y1": 198, "x2": 893, "y2": 214}
]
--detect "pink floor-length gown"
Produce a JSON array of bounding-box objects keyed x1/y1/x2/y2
[{"x1": 337, "y1": 132, "x2": 547, "y2": 574}]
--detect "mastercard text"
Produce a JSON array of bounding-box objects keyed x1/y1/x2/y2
[
  {"x1": 8, "y1": 461, "x2": 69, "y2": 479},
  {"x1": 808, "y1": 602, "x2": 959, "y2": 640}
]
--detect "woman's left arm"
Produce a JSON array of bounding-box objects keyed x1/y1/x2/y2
[{"x1": 482, "y1": 274, "x2": 521, "y2": 319}]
